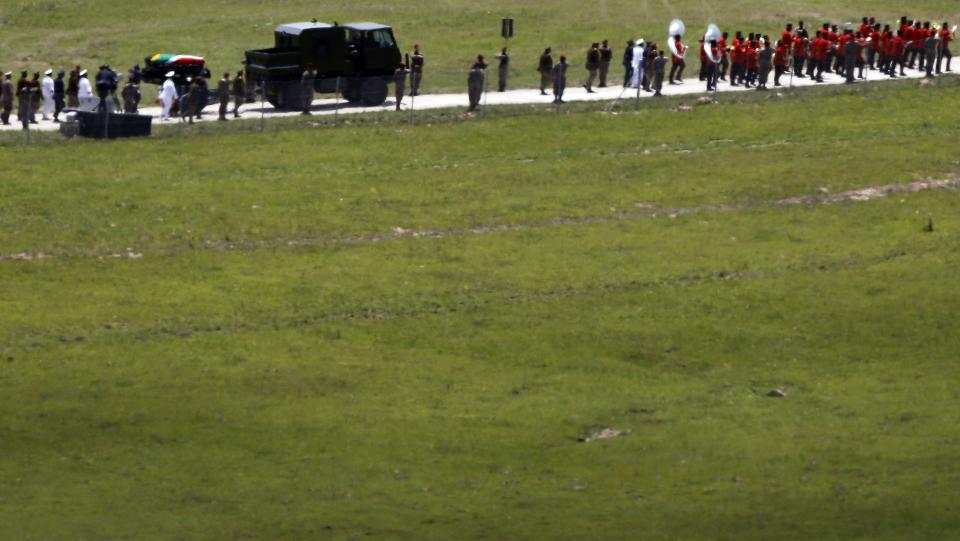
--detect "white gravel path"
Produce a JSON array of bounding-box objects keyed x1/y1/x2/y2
[{"x1": 0, "y1": 66, "x2": 935, "y2": 133}]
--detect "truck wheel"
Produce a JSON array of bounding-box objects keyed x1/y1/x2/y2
[
  {"x1": 360, "y1": 78, "x2": 388, "y2": 106},
  {"x1": 342, "y1": 80, "x2": 362, "y2": 103}
]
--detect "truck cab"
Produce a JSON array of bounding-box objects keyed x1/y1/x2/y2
[{"x1": 245, "y1": 21, "x2": 402, "y2": 108}]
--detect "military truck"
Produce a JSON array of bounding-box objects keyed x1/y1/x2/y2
[{"x1": 244, "y1": 21, "x2": 402, "y2": 109}]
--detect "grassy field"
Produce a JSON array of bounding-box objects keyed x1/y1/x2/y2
[
  {"x1": 1, "y1": 76, "x2": 959, "y2": 539},
  {"x1": 1, "y1": 0, "x2": 959, "y2": 93}
]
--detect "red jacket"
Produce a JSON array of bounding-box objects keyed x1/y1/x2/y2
[
  {"x1": 870, "y1": 31, "x2": 881, "y2": 50},
  {"x1": 859, "y1": 24, "x2": 872, "y2": 38},
  {"x1": 811, "y1": 37, "x2": 828, "y2": 61},
  {"x1": 672, "y1": 39, "x2": 686, "y2": 63},
  {"x1": 890, "y1": 36, "x2": 904, "y2": 57},
  {"x1": 793, "y1": 36, "x2": 807, "y2": 57},
  {"x1": 837, "y1": 34, "x2": 852, "y2": 55},
  {"x1": 774, "y1": 44, "x2": 788, "y2": 65},
  {"x1": 941, "y1": 29, "x2": 953, "y2": 49}
]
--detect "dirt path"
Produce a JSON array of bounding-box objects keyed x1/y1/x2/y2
[
  {"x1": 0, "y1": 67, "x2": 936, "y2": 133},
  {"x1": 2, "y1": 178, "x2": 955, "y2": 263}
]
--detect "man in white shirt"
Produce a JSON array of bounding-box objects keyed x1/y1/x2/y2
[{"x1": 77, "y1": 69, "x2": 93, "y2": 100}]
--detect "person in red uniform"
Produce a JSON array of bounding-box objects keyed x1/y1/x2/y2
[
  {"x1": 879, "y1": 25, "x2": 893, "y2": 74},
  {"x1": 811, "y1": 30, "x2": 829, "y2": 82},
  {"x1": 903, "y1": 21, "x2": 916, "y2": 68},
  {"x1": 782, "y1": 24, "x2": 793, "y2": 48},
  {"x1": 698, "y1": 38, "x2": 708, "y2": 81},
  {"x1": 859, "y1": 18, "x2": 872, "y2": 41},
  {"x1": 669, "y1": 34, "x2": 687, "y2": 84},
  {"x1": 745, "y1": 35, "x2": 759, "y2": 87},
  {"x1": 836, "y1": 30, "x2": 853, "y2": 77},
  {"x1": 890, "y1": 30, "x2": 906, "y2": 77},
  {"x1": 854, "y1": 32, "x2": 867, "y2": 79},
  {"x1": 938, "y1": 22, "x2": 954, "y2": 73},
  {"x1": 917, "y1": 22, "x2": 932, "y2": 72},
  {"x1": 773, "y1": 39, "x2": 788, "y2": 86},
  {"x1": 868, "y1": 24, "x2": 882, "y2": 69},
  {"x1": 729, "y1": 31, "x2": 744, "y2": 85},
  {"x1": 793, "y1": 30, "x2": 808, "y2": 77}
]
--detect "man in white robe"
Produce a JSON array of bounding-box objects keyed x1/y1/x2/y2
[
  {"x1": 159, "y1": 71, "x2": 178, "y2": 121},
  {"x1": 630, "y1": 39, "x2": 645, "y2": 87},
  {"x1": 41, "y1": 69, "x2": 54, "y2": 120}
]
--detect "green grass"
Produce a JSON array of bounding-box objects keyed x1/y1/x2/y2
[
  {"x1": 1, "y1": 0, "x2": 958, "y2": 93},
  {"x1": 2, "y1": 73, "x2": 960, "y2": 539}
]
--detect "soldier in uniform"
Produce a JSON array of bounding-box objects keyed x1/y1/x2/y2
[
  {"x1": 183, "y1": 77, "x2": 200, "y2": 123},
  {"x1": 467, "y1": 61, "x2": 485, "y2": 111},
  {"x1": 17, "y1": 77, "x2": 38, "y2": 129},
  {"x1": 393, "y1": 62, "x2": 409, "y2": 110},
  {"x1": 0, "y1": 72, "x2": 13, "y2": 125},
  {"x1": 121, "y1": 75, "x2": 140, "y2": 113},
  {"x1": 773, "y1": 39, "x2": 788, "y2": 86},
  {"x1": 53, "y1": 70, "x2": 65, "y2": 122},
  {"x1": 232, "y1": 71, "x2": 245, "y2": 118},
  {"x1": 66, "y1": 66, "x2": 80, "y2": 108},
  {"x1": 598, "y1": 40, "x2": 612, "y2": 87},
  {"x1": 217, "y1": 72, "x2": 230, "y2": 120},
  {"x1": 538, "y1": 47, "x2": 554, "y2": 95},
  {"x1": 622, "y1": 40, "x2": 635, "y2": 87},
  {"x1": 552, "y1": 55, "x2": 568, "y2": 103},
  {"x1": 410, "y1": 44, "x2": 424, "y2": 96},
  {"x1": 495, "y1": 47, "x2": 510, "y2": 92},
  {"x1": 584, "y1": 43, "x2": 600, "y2": 93},
  {"x1": 195, "y1": 74, "x2": 209, "y2": 118},
  {"x1": 300, "y1": 63, "x2": 316, "y2": 115},
  {"x1": 652, "y1": 50, "x2": 665, "y2": 96}
]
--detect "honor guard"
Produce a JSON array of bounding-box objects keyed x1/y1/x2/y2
[
  {"x1": 584, "y1": 43, "x2": 600, "y2": 92},
  {"x1": 598, "y1": 40, "x2": 612, "y2": 87},
  {"x1": 393, "y1": 62, "x2": 409, "y2": 110},
  {"x1": 467, "y1": 61, "x2": 485, "y2": 111},
  {"x1": 410, "y1": 44, "x2": 424, "y2": 96},
  {"x1": 538, "y1": 47, "x2": 554, "y2": 95},
  {"x1": 232, "y1": 71, "x2": 245, "y2": 118},
  {"x1": 217, "y1": 72, "x2": 230, "y2": 120},
  {"x1": 495, "y1": 47, "x2": 510, "y2": 92}
]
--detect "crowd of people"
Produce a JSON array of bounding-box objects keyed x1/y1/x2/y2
[
  {"x1": 1, "y1": 14, "x2": 955, "y2": 128},
  {"x1": 612, "y1": 15, "x2": 954, "y2": 96}
]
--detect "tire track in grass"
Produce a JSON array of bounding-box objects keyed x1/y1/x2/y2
[{"x1": 1, "y1": 178, "x2": 957, "y2": 263}]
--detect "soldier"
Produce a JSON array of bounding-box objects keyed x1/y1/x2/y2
[
  {"x1": 495, "y1": 47, "x2": 509, "y2": 92},
  {"x1": 538, "y1": 47, "x2": 553, "y2": 96},
  {"x1": 183, "y1": 77, "x2": 200, "y2": 124},
  {"x1": 0, "y1": 72, "x2": 13, "y2": 125},
  {"x1": 719, "y1": 32, "x2": 730, "y2": 81},
  {"x1": 17, "y1": 78, "x2": 37, "y2": 129},
  {"x1": 301, "y1": 63, "x2": 316, "y2": 115},
  {"x1": 410, "y1": 44, "x2": 424, "y2": 96},
  {"x1": 232, "y1": 71, "x2": 245, "y2": 118},
  {"x1": 95, "y1": 64, "x2": 118, "y2": 112},
  {"x1": 652, "y1": 50, "x2": 665, "y2": 96},
  {"x1": 194, "y1": 74, "x2": 209, "y2": 118},
  {"x1": 937, "y1": 22, "x2": 953, "y2": 74},
  {"x1": 584, "y1": 43, "x2": 600, "y2": 93},
  {"x1": 41, "y1": 69, "x2": 54, "y2": 120},
  {"x1": 919, "y1": 22, "x2": 932, "y2": 72},
  {"x1": 217, "y1": 72, "x2": 230, "y2": 120},
  {"x1": 924, "y1": 30, "x2": 938, "y2": 77},
  {"x1": 598, "y1": 39, "x2": 612, "y2": 87},
  {"x1": 121, "y1": 75, "x2": 140, "y2": 113},
  {"x1": 552, "y1": 55, "x2": 568, "y2": 103},
  {"x1": 622, "y1": 40, "x2": 635, "y2": 87},
  {"x1": 16, "y1": 71, "x2": 27, "y2": 97},
  {"x1": 66, "y1": 66, "x2": 80, "y2": 108},
  {"x1": 467, "y1": 61, "x2": 485, "y2": 111},
  {"x1": 393, "y1": 62, "x2": 409, "y2": 110},
  {"x1": 30, "y1": 72, "x2": 42, "y2": 121},
  {"x1": 669, "y1": 33, "x2": 686, "y2": 84},
  {"x1": 159, "y1": 70, "x2": 177, "y2": 121},
  {"x1": 130, "y1": 64, "x2": 143, "y2": 84},
  {"x1": 53, "y1": 70, "x2": 65, "y2": 122},
  {"x1": 641, "y1": 42, "x2": 656, "y2": 92},
  {"x1": 757, "y1": 37, "x2": 773, "y2": 90}
]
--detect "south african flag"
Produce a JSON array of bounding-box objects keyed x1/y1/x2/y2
[{"x1": 148, "y1": 54, "x2": 205, "y2": 67}]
